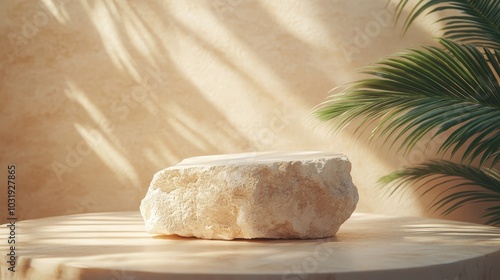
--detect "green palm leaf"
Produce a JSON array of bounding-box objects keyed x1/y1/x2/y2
[
  {"x1": 314, "y1": 38, "x2": 500, "y2": 166},
  {"x1": 380, "y1": 160, "x2": 500, "y2": 225},
  {"x1": 315, "y1": 0, "x2": 500, "y2": 224},
  {"x1": 395, "y1": 0, "x2": 500, "y2": 49}
]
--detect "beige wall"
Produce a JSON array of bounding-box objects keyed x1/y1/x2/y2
[{"x1": 0, "y1": 0, "x2": 486, "y2": 223}]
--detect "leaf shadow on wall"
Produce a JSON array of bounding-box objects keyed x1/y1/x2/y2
[
  {"x1": 206, "y1": 0, "x2": 484, "y2": 222},
  {"x1": 1, "y1": 0, "x2": 473, "y2": 222},
  {"x1": 4, "y1": 0, "x2": 257, "y2": 219}
]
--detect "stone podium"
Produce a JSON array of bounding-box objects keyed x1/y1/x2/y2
[{"x1": 1, "y1": 212, "x2": 500, "y2": 279}]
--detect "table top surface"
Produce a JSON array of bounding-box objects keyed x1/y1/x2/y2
[{"x1": 2, "y1": 212, "x2": 500, "y2": 280}]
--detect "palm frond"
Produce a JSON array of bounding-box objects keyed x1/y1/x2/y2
[
  {"x1": 380, "y1": 160, "x2": 500, "y2": 225},
  {"x1": 395, "y1": 0, "x2": 500, "y2": 49},
  {"x1": 484, "y1": 205, "x2": 500, "y2": 225},
  {"x1": 314, "y1": 38, "x2": 500, "y2": 166}
]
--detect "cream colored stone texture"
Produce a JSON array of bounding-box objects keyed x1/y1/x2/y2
[{"x1": 140, "y1": 152, "x2": 358, "y2": 239}]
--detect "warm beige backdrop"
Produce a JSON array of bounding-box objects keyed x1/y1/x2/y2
[{"x1": 0, "y1": 0, "x2": 486, "y2": 223}]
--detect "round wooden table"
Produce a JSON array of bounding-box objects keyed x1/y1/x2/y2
[{"x1": 1, "y1": 212, "x2": 500, "y2": 280}]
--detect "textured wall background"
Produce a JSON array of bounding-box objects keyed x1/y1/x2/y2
[{"x1": 0, "y1": 0, "x2": 486, "y2": 223}]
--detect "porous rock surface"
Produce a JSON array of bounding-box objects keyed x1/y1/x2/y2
[{"x1": 140, "y1": 151, "x2": 358, "y2": 240}]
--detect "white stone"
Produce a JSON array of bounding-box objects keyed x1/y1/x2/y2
[{"x1": 140, "y1": 151, "x2": 359, "y2": 240}]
